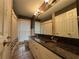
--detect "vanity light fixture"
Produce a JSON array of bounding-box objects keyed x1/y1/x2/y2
[
  {"x1": 34, "y1": 11, "x2": 38, "y2": 16},
  {"x1": 34, "y1": 13, "x2": 37, "y2": 16},
  {"x1": 34, "y1": 8, "x2": 44, "y2": 16},
  {"x1": 36, "y1": 9, "x2": 40, "y2": 12},
  {"x1": 45, "y1": 0, "x2": 49, "y2": 3},
  {"x1": 40, "y1": 10, "x2": 44, "y2": 13}
]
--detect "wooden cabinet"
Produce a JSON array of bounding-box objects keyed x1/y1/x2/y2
[
  {"x1": 35, "y1": 21, "x2": 41, "y2": 34},
  {"x1": 52, "y1": 14, "x2": 55, "y2": 35},
  {"x1": 29, "y1": 39, "x2": 40, "y2": 59},
  {"x1": 11, "y1": 10, "x2": 18, "y2": 40},
  {"x1": 0, "y1": 0, "x2": 13, "y2": 41},
  {"x1": 0, "y1": 0, "x2": 17, "y2": 40},
  {"x1": 29, "y1": 39, "x2": 62, "y2": 59},
  {"x1": 55, "y1": 13, "x2": 67, "y2": 36},
  {"x1": 54, "y1": 8, "x2": 79, "y2": 38},
  {"x1": 66, "y1": 8, "x2": 78, "y2": 38},
  {"x1": 41, "y1": 20, "x2": 53, "y2": 35},
  {"x1": 0, "y1": 0, "x2": 4, "y2": 35},
  {"x1": 38, "y1": 45, "x2": 62, "y2": 59},
  {"x1": 3, "y1": 0, "x2": 13, "y2": 36}
]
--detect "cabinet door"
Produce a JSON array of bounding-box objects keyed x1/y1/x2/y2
[
  {"x1": 11, "y1": 11, "x2": 17, "y2": 40},
  {"x1": 41, "y1": 20, "x2": 52, "y2": 35},
  {"x1": 42, "y1": 23, "x2": 47, "y2": 34},
  {"x1": 55, "y1": 15, "x2": 62, "y2": 36},
  {"x1": 29, "y1": 40, "x2": 40, "y2": 59},
  {"x1": 35, "y1": 21, "x2": 41, "y2": 34},
  {"x1": 33, "y1": 42, "x2": 43, "y2": 59},
  {"x1": 46, "y1": 22, "x2": 52, "y2": 35},
  {"x1": 29, "y1": 40, "x2": 43, "y2": 59},
  {"x1": 54, "y1": 8, "x2": 78, "y2": 38},
  {"x1": 66, "y1": 8, "x2": 78, "y2": 38},
  {"x1": 3, "y1": 0, "x2": 12, "y2": 36},
  {"x1": 29, "y1": 40, "x2": 37, "y2": 59},
  {"x1": 0, "y1": 0, "x2": 4, "y2": 35}
]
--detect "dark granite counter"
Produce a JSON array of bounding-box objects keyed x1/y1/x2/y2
[{"x1": 33, "y1": 37, "x2": 79, "y2": 59}]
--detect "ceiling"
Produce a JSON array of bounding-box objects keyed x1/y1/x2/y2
[
  {"x1": 13, "y1": 0, "x2": 44, "y2": 18},
  {"x1": 38, "y1": 0, "x2": 76, "y2": 20},
  {"x1": 13, "y1": 0, "x2": 76, "y2": 21}
]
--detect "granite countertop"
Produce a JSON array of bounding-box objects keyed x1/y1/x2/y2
[{"x1": 34, "y1": 38, "x2": 79, "y2": 59}]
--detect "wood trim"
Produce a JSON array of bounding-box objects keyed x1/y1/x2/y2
[
  {"x1": 77, "y1": 0, "x2": 79, "y2": 36},
  {"x1": 77, "y1": 0, "x2": 79, "y2": 16},
  {"x1": 31, "y1": 15, "x2": 35, "y2": 36},
  {"x1": 41, "y1": 16, "x2": 52, "y2": 22},
  {"x1": 18, "y1": 15, "x2": 31, "y2": 20},
  {"x1": 10, "y1": 1, "x2": 13, "y2": 37},
  {"x1": 55, "y1": 2, "x2": 76, "y2": 16}
]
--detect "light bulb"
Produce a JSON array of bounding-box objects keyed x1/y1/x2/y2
[
  {"x1": 40, "y1": 10, "x2": 44, "y2": 13},
  {"x1": 45, "y1": 0, "x2": 49, "y2": 3},
  {"x1": 37, "y1": 9, "x2": 40, "y2": 12},
  {"x1": 34, "y1": 11, "x2": 38, "y2": 16},
  {"x1": 34, "y1": 13, "x2": 37, "y2": 15}
]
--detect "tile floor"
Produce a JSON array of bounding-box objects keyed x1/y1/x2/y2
[{"x1": 12, "y1": 44, "x2": 33, "y2": 59}]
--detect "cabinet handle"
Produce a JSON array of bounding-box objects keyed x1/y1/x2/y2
[{"x1": 68, "y1": 33, "x2": 71, "y2": 36}]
